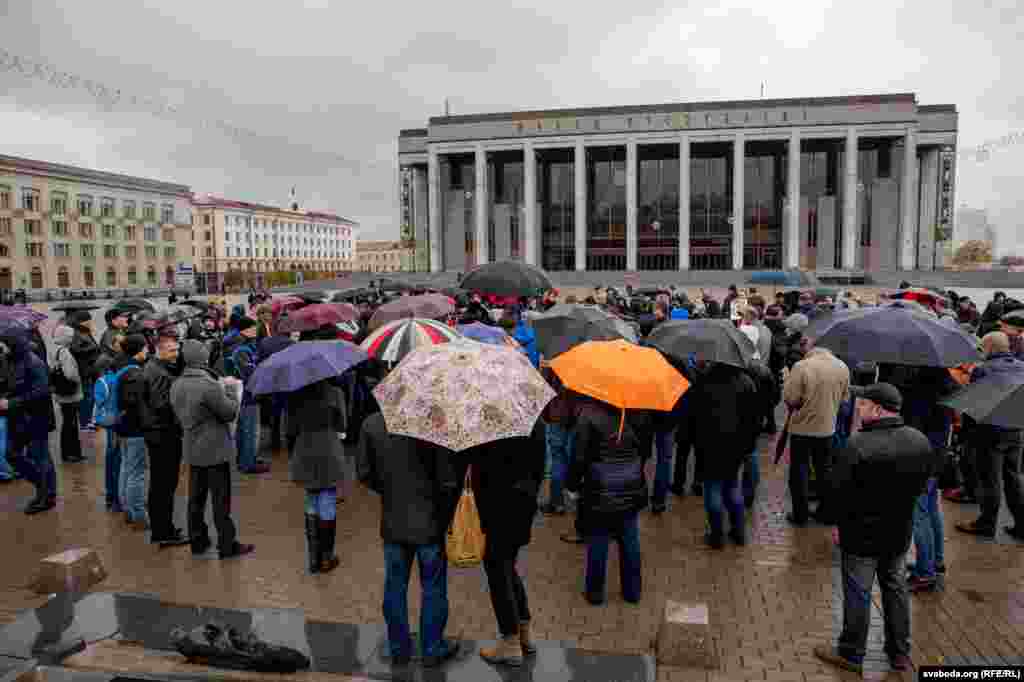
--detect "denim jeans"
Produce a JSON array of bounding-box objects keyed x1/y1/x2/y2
[
  {"x1": 585, "y1": 512, "x2": 642, "y2": 603},
  {"x1": 10, "y1": 436, "x2": 57, "y2": 496},
  {"x1": 838, "y1": 551, "x2": 910, "y2": 663},
  {"x1": 304, "y1": 487, "x2": 337, "y2": 521},
  {"x1": 79, "y1": 380, "x2": 94, "y2": 426},
  {"x1": 382, "y1": 543, "x2": 449, "y2": 659},
  {"x1": 104, "y1": 430, "x2": 121, "y2": 507},
  {"x1": 704, "y1": 475, "x2": 744, "y2": 539},
  {"x1": 742, "y1": 450, "x2": 760, "y2": 502},
  {"x1": 235, "y1": 404, "x2": 261, "y2": 472},
  {"x1": 545, "y1": 423, "x2": 575, "y2": 508},
  {"x1": 911, "y1": 478, "x2": 944, "y2": 578},
  {"x1": 651, "y1": 429, "x2": 675, "y2": 506},
  {"x1": 119, "y1": 436, "x2": 148, "y2": 522},
  {"x1": 0, "y1": 416, "x2": 13, "y2": 480}
]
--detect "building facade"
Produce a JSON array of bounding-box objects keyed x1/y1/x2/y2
[
  {"x1": 398, "y1": 93, "x2": 958, "y2": 273},
  {"x1": 0, "y1": 154, "x2": 193, "y2": 290},
  {"x1": 190, "y1": 195, "x2": 357, "y2": 288},
  {"x1": 357, "y1": 240, "x2": 414, "y2": 273}
]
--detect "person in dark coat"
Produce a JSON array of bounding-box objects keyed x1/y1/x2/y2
[
  {"x1": 114, "y1": 335, "x2": 151, "y2": 529},
  {"x1": 681, "y1": 361, "x2": 760, "y2": 548},
  {"x1": 0, "y1": 330, "x2": 57, "y2": 513},
  {"x1": 67, "y1": 310, "x2": 101, "y2": 430},
  {"x1": 356, "y1": 411, "x2": 464, "y2": 667},
  {"x1": 471, "y1": 420, "x2": 546, "y2": 667},
  {"x1": 566, "y1": 398, "x2": 649, "y2": 605},
  {"x1": 287, "y1": 378, "x2": 347, "y2": 574}
]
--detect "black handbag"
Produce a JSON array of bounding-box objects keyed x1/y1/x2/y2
[
  {"x1": 937, "y1": 429, "x2": 960, "y2": 490},
  {"x1": 50, "y1": 348, "x2": 78, "y2": 397}
]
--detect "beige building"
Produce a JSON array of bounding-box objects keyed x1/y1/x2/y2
[
  {"x1": 191, "y1": 195, "x2": 357, "y2": 287},
  {"x1": 357, "y1": 240, "x2": 414, "y2": 273},
  {"x1": 0, "y1": 154, "x2": 193, "y2": 291}
]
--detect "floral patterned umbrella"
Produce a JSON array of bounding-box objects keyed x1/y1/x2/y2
[
  {"x1": 373, "y1": 341, "x2": 555, "y2": 452},
  {"x1": 360, "y1": 317, "x2": 462, "y2": 365}
]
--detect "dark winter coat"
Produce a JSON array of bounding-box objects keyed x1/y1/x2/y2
[
  {"x1": 69, "y1": 330, "x2": 101, "y2": 383},
  {"x1": 113, "y1": 356, "x2": 147, "y2": 437},
  {"x1": 357, "y1": 412, "x2": 465, "y2": 545},
  {"x1": 830, "y1": 416, "x2": 933, "y2": 557},
  {"x1": 0, "y1": 331, "x2": 52, "y2": 452},
  {"x1": 469, "y1": 420, "x2": 546, "y2": 552},
  {"x1": 142, "y1": 356, "x2": 183, "y2": 441},
  {"x1": 287, "y1": 380, "x2": 347, "y2": 490}
]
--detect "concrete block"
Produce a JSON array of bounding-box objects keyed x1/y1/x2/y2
[
  {"x1": 655, "y1": 601, "x2": 719, "y2": 669},
  {"x1": 31, "y1": 548, "x2": 106, "y2": 595}
]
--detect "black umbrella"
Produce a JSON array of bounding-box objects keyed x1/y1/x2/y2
[
  {"x1": 179, "y1": 299, "x2": 213, "y2": 312},
  {"x1": 378, "y1": 279, "x2": 413, "y2": 292},
  {"x1": 332, "y1": 288, "x2": 375, "y2": 303},
  {"x1": 459, "y1": 261, "x2": 553, "y2": 298},
  {"x1": 646, "y1": 319, "x2": 755, "y2": 368},
  {"x1": 440, "y1": 287, "x2": 470, "y2": 306},
  {"x1": 532, "y1": 304, "x2": 637, "y2": 359},
  {"x1": 1001, "y1": 309, "x2": 1024, "y2": 328},
  {"x1": 52, "y1": 303, "x2": 100, "y2": 312},
  {"x1": 940, "y1": 369, "x2": 1024, "y2": 429},
  {"x1": 804, "y1": 305, "x2": 981, "y2": 367},
  {"x1": 295, "y1": 292, "x2": 327, "y2": 304},
  {"x1": 113, "y1": 298, "x2": 157, "y2": 314}
]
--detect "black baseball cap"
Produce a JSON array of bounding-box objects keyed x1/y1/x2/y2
[{"x1": 850, "y1": 382, "x2": 902, "y2": 412}]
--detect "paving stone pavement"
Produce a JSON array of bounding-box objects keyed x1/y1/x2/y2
[{"x1": 2, "y1": 424, "x2": 1024, "y2": 682}]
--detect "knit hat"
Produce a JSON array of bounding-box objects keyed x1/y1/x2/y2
[{"x1": 122, "y1": 334, "x2": 147, "y2": 358}]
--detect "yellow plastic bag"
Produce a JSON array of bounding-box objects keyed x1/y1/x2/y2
[{"x1": 446, "y1": 468, "x2": 486, "y2": 568}]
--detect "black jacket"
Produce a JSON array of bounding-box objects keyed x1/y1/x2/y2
[
  {"x1": 830, "y1": 417, "x2": 933, "y2": 557},
  {"x1": 567, "y1": 400, "x2": 649, "y2": 528},
  {"x1": 356, "y1": 412, "x2": 465, "y2": 545},
  {"x1": 69, "y1": 331, "x2": 101, "y2": 383},
  {"x1": 142, "y1": 356, "x2": 183, "y2": 440},
  {"x1": 765, "y1": 319, "x2": 789, "y2": 377},
  {"x1": 114, "y1": 356, "x2": 147, "y2": 437},
  {"x1": 677, "y1": 364, "x2": 759, "y2": 479}
]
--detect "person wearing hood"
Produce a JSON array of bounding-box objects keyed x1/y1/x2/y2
[
  {"x1": 0, "y1": 331, "x2": 57, "y2": 514},
  {"x1": 67, "y1": 310, "x2": 100, "y2": 431},
  {"x1": 231, "y1": 317, "x2": 269, "y2": 475},
  {"x1": 171, "y1": 340, "x2": 254, "y2": 559},
  {"x1": 507, "y1": 307, "x2": 539, "y2": 368},
  {"x1": 115, "y1": 334, "x2": 151, "y2": 530},
  {"x1": 51, "y1": 325, "x2": 85, "y2": 464}
]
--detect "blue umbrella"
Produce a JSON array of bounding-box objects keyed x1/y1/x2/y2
[
  {"x1": 457, "y1": 322, "x2": 508, "y2": 346},
  {"x1": 748, "y1": 270, "x2": 808, "y2": 287},
  {"x1": 248, "y1": 340, "x2": 368, "y2": 395}
]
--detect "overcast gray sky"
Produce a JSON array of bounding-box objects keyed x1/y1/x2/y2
[{"x1": 1, "y1": 0, "x2": 1022, "y2": 253}]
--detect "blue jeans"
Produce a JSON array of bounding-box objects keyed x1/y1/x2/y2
[
  {"x1": 119, "y1": 436, "x2": 147, "y2": 522},
  {"x1": 651, "y1": 429, "x2": 675, "y2": 506},
  {"x1": 236, "y1": 404, "x2": 261, "y2": 471},
  {"x1": 79, "y1": 380, "x2": 94, "y2": 426},
  {"x1": 0, "y1": 416, "x2": 13, "y2": 480},
  {"x1": 742, "y1": 450, "x2": 760, "y2": 502},
  {"x1": 382, "y1": 543, "x2": 449, "y2": 660},
  {"x1": 911, "y1": 478, "x2": 944, "y2": 578},
  {"x1": 704, "y1": 475, "x2": 744, "y2": 538},
  {"x1": 10, "y1": 436, "x2": 57, "y2": 496},
  {"x1": 838, "y1": 551, "x2": 909, "y2": 663},
  {"x1": 104, "y1": 431, "x2": 121, "y2": 507},
  {"x1": 545, "y1": 424, "x2": 575, "y2": 508},
  {"x1": 585, "y1": 512, "x2": 642, "y2": 603},
  {"x1": 304, "y1": 487, "x2": 337, "y2": 521}
]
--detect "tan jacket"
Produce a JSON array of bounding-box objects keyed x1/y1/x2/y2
[{"x1": 783, "y1": 347, "x2": 850, "y2": 437}]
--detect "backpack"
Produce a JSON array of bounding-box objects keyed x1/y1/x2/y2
[
  {"x1": 93, "y1": 365, "x2": 134, "y2": 428},
  {"x1": 50, "y1": 348, "x2": 78, "y2": 397}
]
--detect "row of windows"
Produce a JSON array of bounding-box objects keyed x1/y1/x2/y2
[
  {"x1": 222, "y1": 230, "x2": 349, "y2": 250},
  {"x1": 0, "y1": 185, "x2": 177, "y2": 222},
  {"x1": 21, "y1": 264, "x2": 175, "y2": 288},
  {"x1": 2, "y1": 218, "x2": 175, "y2": 241},
  {"x1": 19, "y1": 242, "x2": 176, "y2": 260},
  {"x1": 223, "y1": 246, "x2": 338, "y2": 258},
  {"x1": 222, "y1": 214, "x2": 348, "y2": 235}
]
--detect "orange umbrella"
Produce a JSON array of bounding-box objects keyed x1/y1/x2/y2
[{"x1": 549, "y1": 339, "x2": 689, "y2": 436}]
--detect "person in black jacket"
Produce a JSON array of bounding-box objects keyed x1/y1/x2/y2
[
  {"x1": 115, "y1": 334, "x2": 150, "y2": 529},
  {"x1": 815, "y1": 383, "x2": 931, "y2": 674},
  {"x1": 356, "y1": 411, "x2": 464, "y2": 668},
  {"x1": 67, "y1": 311, "x2": 101, "y2": 431},
  {"x1": 142, "y1": 332, "x2": 188, "y2": 547},
  {"x1": 566, "y1": 397, "x2": 649, "y2": 605}
]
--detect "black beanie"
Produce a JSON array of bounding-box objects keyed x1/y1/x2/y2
[{"x1": 122, "y1": 334, "x2": 148, "y2": 358}]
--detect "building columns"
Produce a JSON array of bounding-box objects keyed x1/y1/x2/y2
[
  {"x1": 428, "y1": 148, "x2": 441, "y2": 273},
  {"x1": 574, "y1": 140, "x2": 586, "y2": 271},
  {"x1": 917, "y1": 148, "x2": 940, "y2": 271},
  {"x1": 678, "y1": 134, "x2": 690, "y2": 270},
  {"x1": 842, "y1": 128, "x2": 859, "y2": 270},
  {"x1": 626, "y1": 138, "x2": 638, "y2": 271},
  {"x1": 732, "y1": 133, "x2": 745, "y2": 270},
  {"x1": 412, "y1": 166, "x2": 428, "y2": 272},
  {"x1": 474, "y1": 144, "x2": 488, "y2": 266},
  {"x1": 900, "y1": 128, "x2": 918, "y2": 270},
  {"x1": 523, "y1": 142, "x2": 537, "y2": 266},
  {"x1": 785, "y1": 130, "x2": 801, "y2": 269}
]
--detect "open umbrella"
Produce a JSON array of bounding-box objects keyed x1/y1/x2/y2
[
  {"x1": 378, "y1": 279, "x2": 414, "y2": 293},
  {"x1": 804, "y1": 305, "x2": 981, "y2": 367},
  {"x1": 52, "y1": 303, "x2": 100, "y2": 312},
  {"x1": 332, "y1": 288, "x2": 375, "y2": 303},
  {"x1": 112, "y1": 298, "x2": 157, "y2": 314},
  {"x1": 373, "y1": 341, "x2": 555, "y2": 452},
  {"x1": 278, "y1": 303, "x2": 360, "y2": 334},
  {"x1": 248, "y1": 340, "x2": 368, "y2": 395},
  {"x1": 460, "y1": 261, "x2": 553, "y2": 298},
  {"x1": 532, "y1": 304, "x2": 637, "y2": 359},
  {"x1": 271, "y1": 295, "x2": 306, "y2": 320},
  {"x1": 457, "y1": 322, "x2": 509, "y2": 346},
  {"x1": 550, "y1": 339, "x2": 689, "y2": 420},
  {"x1": 0, "y1": 307, "x2": 47, "y2": 328},
  {"x1": 887, "y1": 288, "x2": 948, "y2": 308},
  {"x1": 940, "y1": 368, "x2": 1024, "y2": 429},
  {"x1": 749, "y1": 270, "x2": 810, "y2": 287},
  {"x1": 646, "y1": 319, "x2": 755, "y2": 368},
  {"x1": 368, "y1": 294, "x2": 455, "y2": 331},
  {"x1": 361, "y1": 318, "x2": 462, "y2": 365}
]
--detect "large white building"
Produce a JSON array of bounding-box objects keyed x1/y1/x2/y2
[{"x1": 399, "y1": 93, "x2": 957, "y2": 273}]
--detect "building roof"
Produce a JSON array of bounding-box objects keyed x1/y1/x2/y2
[
  {"x1": 427, "y1": 93, "x2": 923, "y2": 126},
  {"x1": 400, "y1": 128, "x2": 429, "y2": 137},
  {"x1": 191, "y1": 195, "x2": 357, "y2": 225},
  {"x1": 0, "y1": 153, "x2": 191, "y2": 195}
]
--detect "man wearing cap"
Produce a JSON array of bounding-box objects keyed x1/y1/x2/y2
[
  {"x1": 815, "y1": 383, "x2": 932, "y2": 673},
  {"x1": 115, "y1": 334, "x2": 151, "y2": 529},
  {"x1": 231, "y1": 318, "x2": 269, "y2": 475}
]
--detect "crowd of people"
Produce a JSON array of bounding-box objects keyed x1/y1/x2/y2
[{"x1": 0, "y1": 279, "x2": 1022, "y2": 672}]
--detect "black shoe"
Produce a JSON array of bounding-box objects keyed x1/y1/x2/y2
[
  {"x1": 220, "y1": 542, "x2": 255, "y2": 559},
  {"x1": 691, "y1": 483, "x2": 703, "y2": 496},
  {"x1": 907, "y1": 562, "x2": 947, "y2": 575},
  {"x1": 651, "y1": 502, "x2": 666, "y2": 515},
  {"x1": 1004, "y1": 525, "x2": 1024, "y2": 541},
  {"x1": 704, "y1": 532, "x2": 724, "y2": 549},
  {"x1": 584, "y1": 592, "x2": 605, "y2": 606},
  {"x1": 728, "y1": 529, "x2": 747, "y2": 546},
  {"x1": 191, "y1": 539, "x2": 212, "y2": 556},
  {"x1": 305, "y1": 515, "x2": 320, "y2": 573},
  {"x1": 560, "y1": 533, "x2": 585, "y2": 544},
  {"x1": 744, "y1": 495, "x2": 755, "y2": 509},
  {"x1": 786, "y1": 513, "x2": 808, "y2": 527},
  {"x1": 956, "y1": 521, "x2": 995, "y2": 538},
  {"x1": 670, "y1": 484, "x2": 686, "y2": 497},
  {"x1": 318, "y1": 520, "x2": 340, "y2": 574},
  {"x1": 422, "y1": 640, "x2": 461, "y2": 668},
  {"x1": 155, "y1": 530, "x2": 191, "y2": 548},
  {"x1": 540, "y1": 503, "x2": 566, "y2": 516},
  {"x1": 62, "y1": 455, "x2": 86, "y2": 463}
]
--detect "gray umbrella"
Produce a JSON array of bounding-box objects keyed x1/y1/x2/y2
[
  {"x1": 646, "y1": 319, "x2": 755, "y2": 368},
  {"x1": 531, "y1": 304, "x2": 637, "y2": 359},
  {"x1": 940, "y1": 369, "x2": 1024, "y2": 429}
]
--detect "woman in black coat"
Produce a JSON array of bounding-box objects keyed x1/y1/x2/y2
[{"x1": 468, "y1": 420, "x2": 545, "y2": 668}]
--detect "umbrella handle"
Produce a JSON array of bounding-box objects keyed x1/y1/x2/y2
[{"x1": 617, "y1": 407, "x2": 625, "y2": 442}]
